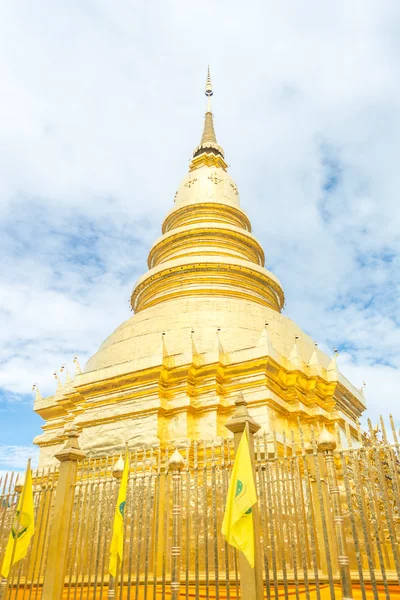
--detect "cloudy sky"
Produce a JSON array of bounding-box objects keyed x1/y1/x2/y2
[{"x1": 1, "y1": 1, "x2": 400, "y2": 471}]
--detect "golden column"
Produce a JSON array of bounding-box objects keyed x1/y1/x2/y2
[
  {"x1": 318, "y1": 429, "x2": 353, "y2": 600},
  {"x1": 169, "y1": 449, "x2": 185, "y2": 600},
  {"x1": 42, "y1": 425, "x2": 86, "y2": 600}
]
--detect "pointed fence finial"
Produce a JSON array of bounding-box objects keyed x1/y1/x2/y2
[
  {"x1": 112, "y1": 455, "x2": 125, "y2": 479},
  {"x1": 317, "y1": 427, "x2": 337, "y2": 452},
  {"x1": 169, "y1": 448, "x2": 185, "y2": 471}
]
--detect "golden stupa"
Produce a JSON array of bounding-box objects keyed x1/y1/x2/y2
[{"x1": 33, "y1": 68, "x2": 365, "y2": 466}]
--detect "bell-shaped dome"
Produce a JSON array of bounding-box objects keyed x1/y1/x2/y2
[
  {"x1": 128, "y1": 73, "x2": 284, "y2": 318},
  {"x1": 173, "y1": 164, "x2": 240, "y2": 210}
]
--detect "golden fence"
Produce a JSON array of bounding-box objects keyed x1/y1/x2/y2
[
  {"x1": 0, "y1": 468, "x2": 57, "y2": 599},
  {"x1": 1, "y1": 413, "x2": 400, "y2": 599}
]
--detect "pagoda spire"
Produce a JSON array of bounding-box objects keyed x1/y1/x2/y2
[
  {"x1": 200, "y1": 66, "x2": 217, "y2": 145},
  {"x1": 192, "y1": 66, "x2": 225, "y2": 160}
]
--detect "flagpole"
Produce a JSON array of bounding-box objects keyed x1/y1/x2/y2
[
  {"x1": 225, "y1": 393, "x2": 263, "y2": 600},
  {"x1": 0, "y1": 579, "x2": 6, "y2": 600},
  {"x1": 108, "y1": 443, "x2": 128, "y2": 599},
  {"x1": 0, "y1": 459, "x2": 31, "y2": 600},
  {"x1": 107, "y1": 557, "x2": 119, "y2": 599}
]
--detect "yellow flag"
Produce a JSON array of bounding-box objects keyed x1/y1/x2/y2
[
  {"x1": 109, "y1": 451, "x2": 129, "y2": 577},
  {"x1": 1, "y1": 464, "x2": 35, "y2": 578},
  {"x1": 221, "y1": 428, "x2": 257, "y2": 567}
]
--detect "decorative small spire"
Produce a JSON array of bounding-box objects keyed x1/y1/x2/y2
[
  {"x1": 327, "y1": 349, "x2": 339, "y2": 382},
  {"x1": 216, "y1": 327, "x2": 229, "y2": 365},
  {"x1": 73, "y1": 355, "x2": 81, "y2": 375},
  {"x1": 32, "y1": 383, "x2": 42, "y2": 402},
  {"x1": 309, "y1": 342, "x2": 321, "y2": 374},
  {"x1": 257, "y1": 322, "x2": 274, "y2": 356},
  {"x1": 190, "y1": 329, "x2": 201, "y2": 366},
  {"x1": 289, "y1": 336, "x2": 301, "y2": 369},
  {"x1": 162, "y1": 332, "x2": 168, "y2": 360},
  {"x1": 60, "y1": 363, "x2": 71, "y2": 383},
  {"x1": 53, "y1": 370, "x2": 62, "y2": 391}
]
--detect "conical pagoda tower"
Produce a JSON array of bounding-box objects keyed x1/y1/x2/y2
[{"x1": 34, "y1": 70, "x2": 366, "y2": 466}]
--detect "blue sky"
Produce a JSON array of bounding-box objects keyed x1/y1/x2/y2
[{"x1": 1, "y1": 1, "x2": 400, "y2": 471}]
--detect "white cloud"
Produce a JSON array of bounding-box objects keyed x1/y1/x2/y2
[
  {"x1": 0, "y1": 446, "x2": 39, "y2": 470},
  {"x1": 0, "y1": 0, "x2": 399, "y2": 424}
]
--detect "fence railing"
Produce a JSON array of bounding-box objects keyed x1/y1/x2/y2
[
  {"x1": 0, "y1": 468, "x2": 57, "y2": 599},
  {"x1": 1, "y1": 406, "x2": 400, "y2": 599}
]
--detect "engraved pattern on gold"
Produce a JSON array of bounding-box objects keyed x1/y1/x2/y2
[
  {"x1": 208, "y1": 172, "x2": 223, "y2": 185},
  {"x1": 184, "y1": 177, "x2": 198, "y2": 188}
]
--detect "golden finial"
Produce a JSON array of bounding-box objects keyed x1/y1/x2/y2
[
  {"x1": 112, "y1": 455, "x2": 125, "y2": 479},
  {"x1": 205, "y1": 65, "x2": 213, "y2": 98},
  {"x1": 169, "y1": 448, "x2": 185, "y2": 470},
  {"x1": 205, "y1": 65, "x2": 213, "y2": 112},
  {"x1": 192, "y1": 66, "x2": 225, "y2": 161},
  {"x1": 317, "y1": 427, "x2": 337, "y2": 452}
]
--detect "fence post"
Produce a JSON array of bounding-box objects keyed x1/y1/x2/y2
[
  {"x1": 318, "y1": 429, "x2": 353, "y2": 600},
  {"x1": 41, "y1": 424, "x2": 86, "y2": 600},
  {"x1": 306, "y1": 444, "x2": 338, "y2": 576},
  {"x1": 225, "y1": 392, "x2": 263, "y2": 600},
  {"x1": 169, "y1": 448, "x2": 184, "y2": 600}
]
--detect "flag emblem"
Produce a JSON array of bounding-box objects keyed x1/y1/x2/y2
[
  {"x1": 12, "y1": 511, "x2": 32, "y2": 539},
  {"x1": 235, "y1": 481, "x2": 252, "y2": 514}
]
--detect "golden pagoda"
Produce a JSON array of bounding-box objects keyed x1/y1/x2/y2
[{"x1": 33, "y1": 68, "x2": 366, "y2": 466}]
